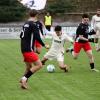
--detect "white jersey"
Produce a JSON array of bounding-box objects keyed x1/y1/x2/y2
[
  {"x1": 91, "y1": 15, "x2": 100, "y2": 29},
  {"x1": 44, "y1": 31, "x2": 73, "y2": 61},
  {"x1": 50, "y1": 32, "x2": 69, "y2": 53}
]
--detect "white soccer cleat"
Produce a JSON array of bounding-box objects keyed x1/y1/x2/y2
[{"x1": 91, "y1": 68, "x2": 99, "y2": 72}]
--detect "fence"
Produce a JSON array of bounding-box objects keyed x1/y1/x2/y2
[{"x1": 0, "y1": 23, "x2": 78, "y2": 39}]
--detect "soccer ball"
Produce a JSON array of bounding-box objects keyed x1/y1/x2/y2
[{"x1": 47, "y1": 64, "x2": 55, "y2": 73}]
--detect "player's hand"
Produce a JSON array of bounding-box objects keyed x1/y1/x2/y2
[{"x1": 45, "y1": 44, "x2": 50, "y2": 49}]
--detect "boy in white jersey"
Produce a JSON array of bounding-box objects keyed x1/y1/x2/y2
[
  {"x1": 91, "y1": 9, "x2": 100, "y2": 51},
  {"x1": 41, "y1": 25, "x2": 73, "y2": 72}
]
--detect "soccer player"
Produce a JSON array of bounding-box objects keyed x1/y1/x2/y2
[
  {"x1": 20, "y1": 9, "x2": 48, "y2": 89},
  {"x1": 41, "y1": 25, "x2": 73, "y2": 72},
  {"x1": 91, "y1": 9, "x2": 100, "y2": 51},
  {"x1": 44, "y1": 12, "x2": 52, "y2": 31},
  {"x1": 66, "y1": 14, "x2": 99, "y2": 72}
]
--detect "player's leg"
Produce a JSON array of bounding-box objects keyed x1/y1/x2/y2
[
  {"x1": 41, "y1": 50, "x2": 55, "y2": 65},
  {"x1": 96, "y1": 29, "x2": 100, "y2": 51},
  {"x1": 57, "y1": 53, "x2": 70, "y2": 72},
  {"x1": 94, "y1": 31, "x2": 99, "y2": 51},
  {"x1": 58, "y1": 61, "x2": 70, "y2": 72},
  {"x1": 96, "y1": 37, "x2": 100, "y2": 51},
  {"x1": 66, "y1": 42, "x2": 81, "y2": 59},
  {"x1": 24, "y1": 62, "x2": 32, "y2": 75},
  {"x1": 41, "y1": 57, "x2": 48, "y2": 65},
  {"x1": 84, "y1": 42, "x2": 99, "y2": 72},
  {"x1": 94, "y1": 26, "x2": 100, "y2": 51},
  {"x1": 36, "y1": 47, "x2": 42, "y2": 54},
  {"x1": 20, "y1": 52, "x2": 43, "y2": 89},
  {"x1": 85, "y1": 50, "x2": 99, "y2": 72},
  {"x1": 20, "y1": 62, "x2": 32, "y2": 89},
  {"x1": 20, "y1": 60, "x2": 43, "y2": 89},
  {"x1": 34, "y1": 40, "x2": 42, "y2": 54}
]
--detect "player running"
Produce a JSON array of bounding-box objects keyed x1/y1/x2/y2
[
  {"x1": 66, "y1": 14, "x2": 99, "y2": 72},
  {"x1": 20, "y1": 9, "x2": 48, "y2": 89}
]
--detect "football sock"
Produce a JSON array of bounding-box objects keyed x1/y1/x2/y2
[
  {"x1": 24, "y1": 70, "x2": 33, "y2": 79},
  {"x1": 88, "y1": 38, "x2": 94, "y2": 43},
  {"x1": 70, "y1": 49, "x2": 74, "y2": 54},
  {"x1": 90, "y1": 63, "x2": 94, "y2": 69}
]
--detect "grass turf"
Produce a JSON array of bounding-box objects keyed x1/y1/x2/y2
[{"x1": 0, "y1": 39, "x2": 100, "y2": 100}]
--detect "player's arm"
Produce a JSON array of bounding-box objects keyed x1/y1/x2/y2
[
  {"x1": 65, "y1": 34, "x2": 74, "y2": 43},
  {"x1": 79, "y1": 35, "x2": 88, "y2": 41}
]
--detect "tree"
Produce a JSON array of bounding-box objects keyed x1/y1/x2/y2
[
  {"x1": 0, "y1": 0, "x2": 27, "y2": 22},
  {"x1": 46, "y1": 0, "x2": 74, "y2": 14}
]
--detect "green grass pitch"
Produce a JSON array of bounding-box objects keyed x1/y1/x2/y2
[{"x1": 0, "y1": 39, "x2": 100, "y2": 100}]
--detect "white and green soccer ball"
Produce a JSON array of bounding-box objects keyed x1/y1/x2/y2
[{"x1": 47, "y1": 64, "x2": 55, "y2": 73}]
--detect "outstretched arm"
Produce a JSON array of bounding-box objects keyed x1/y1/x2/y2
[{"x1": 65, "y1": 34, "x2": 74, "y2": 43}]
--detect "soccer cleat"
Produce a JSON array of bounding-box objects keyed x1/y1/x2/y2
[
  {"x1": 20, "y1": 79, "x2": 28, "y2": 89},
  {"x1": 41, "y1": 60, "x2": 45, "y2": 65},
  {"x1": 91, "y1": 68, "x2": 99, "y2": 72},
  {"x1": 64, "y1": 67, "x2": 69, "y2": 72},
  {"x1": 61, "y1": 65, "x2": 71, "y2": 72},
  {"x1": 65, "y1": 66, "x2": 71, "y2": 72},
  {"x1": 66, "y1": 48, "x2": 70, "y2": 53}
]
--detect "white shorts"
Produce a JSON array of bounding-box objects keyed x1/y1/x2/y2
[{"x1": 44, "y1": 50, "x2": 64, "y2": 62}]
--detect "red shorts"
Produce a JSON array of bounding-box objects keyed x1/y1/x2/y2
[
  {"x1": 23, "y1": 52, "x2": 39, "y2": 63},
  {"x1": 34, "y1": 40, "x2": 42, "y2": 48},
  {"x1": 74, "y1": 42, "x2": 92, "y2": 53}
]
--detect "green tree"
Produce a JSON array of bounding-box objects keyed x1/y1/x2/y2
[
  {"x1": 0, "y1": 0, "x2": 27, "y2": 22},
  {"x1": 46, "y1": 0, "x2": 74, "y2": 14}
]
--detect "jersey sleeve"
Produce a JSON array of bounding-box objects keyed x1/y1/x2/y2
[{"x1": 64, "y1": 34, "x2": 74, "y2": 43}]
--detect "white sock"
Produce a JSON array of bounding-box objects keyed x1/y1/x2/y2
[{"x1": 21, "y1": 76, "x2": 27, "y2": 81}]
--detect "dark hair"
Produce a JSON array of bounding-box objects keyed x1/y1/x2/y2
[
  {"x1": 29, "y1": 9, "x2": 38, "y2": 17},
  {"x1": 82, "y1": 13, "x2": 89, "y2": 18},
  {"x1": 55, "y1": 25, "x2": 62, "y2": 31}
]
